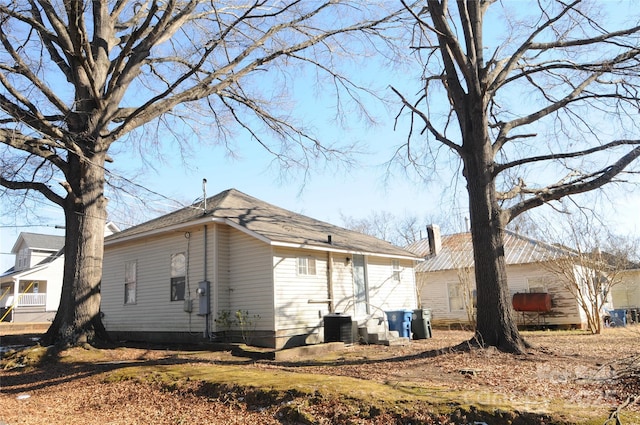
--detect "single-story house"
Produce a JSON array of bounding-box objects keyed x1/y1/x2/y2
[
  {"x1": 101, "y1": 188, "x2": 420, "y2": 349},
  {"x1": 406, "y1": 226, "x2": 612, "y2": 329},
  {"x1": 1, "y1": 224, "x2": 120, "y2": 323}
]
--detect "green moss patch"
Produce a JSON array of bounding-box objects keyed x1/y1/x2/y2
[{"x1": 103, "y1": 362, "x2": 629, "y2": 424}]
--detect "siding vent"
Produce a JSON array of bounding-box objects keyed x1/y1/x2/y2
[{"x1": 327, "y1": 235, "x2": 332, "y2": 244}]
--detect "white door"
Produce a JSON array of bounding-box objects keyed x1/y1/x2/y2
[{"x1": 353, "y1": 254, "x2": 369, "y2": 316}]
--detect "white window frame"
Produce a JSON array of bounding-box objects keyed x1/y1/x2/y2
[
  {"x1": 392, "y1": 260, "x2": 401, "y2": 282},
  {"x1": 17, "y1": 248, "x2": 29, "y2": 269},
  {"x1": 297, "y1": 256, "x2": 317, "y2": 276},
  {"x1": 124, "y1": 260, "x2": 137, "y2": 305},
  {"x1": 447, "y1": 282, "x2": 466, "y2": 312},
  {"x1": 527, "y1": 278, "x2": 548, "y2": 294},
  {"x1": 170, "y1": 252, "x2": 186, "y2": 301}
]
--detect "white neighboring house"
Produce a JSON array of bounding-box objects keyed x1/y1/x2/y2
[
  {"x1": 0, "y1": 224, "x2": 120, "y2": 323},
  {"x1": 407, "y1": 226, "x2": 613, "y2": 330},
  {"x1": 101, "y1": 188, "x2": 420, "y2": 349},
  {"x1": 610, "y1": 267, "x2": 640, "y2": 319}
]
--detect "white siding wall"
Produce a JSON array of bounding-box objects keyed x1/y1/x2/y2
[
  {"x1": 11, "y1": 257, "x2": 64, "y2": 312},
  {"x1": 272, "y1": 247, "x2": 329, "y2": 336},
  {"x1": 365, "y1": 257, "x2": 417, "y2": 314},
  {"x1": 331, "y1": 255, "x2": 354, "y2": 314},
  {"x1": 612, "y1": 270, "x2": 640, "y2": 308},
  {"x1": 43, "y1": 258, "x2": 64, "y2": 311},
  {"x1": 417, "y1": 270, "x2": 466, "y2": 324},
  {"x1": 418, "y1": 262, "x2": 586, "y2": 328},
  {"x1": 29, "y1": 250, "x2": 56, "y2": 269}
]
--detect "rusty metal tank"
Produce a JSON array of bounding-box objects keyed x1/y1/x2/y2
[{"x1": 512, "y1": 292, "x2": 552, "y2": 312}]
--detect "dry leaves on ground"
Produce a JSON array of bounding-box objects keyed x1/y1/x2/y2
[{"x1": 1, "y1": 328, "x2": 639, "y2": 424}]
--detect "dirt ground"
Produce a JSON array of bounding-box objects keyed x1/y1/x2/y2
[{"x1": 1, "y1": 328, "x2": 639, "y2": 424}]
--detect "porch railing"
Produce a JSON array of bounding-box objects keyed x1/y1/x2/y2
[{"x1": 16, "y1": 293, "x2": 46, "y2": 307}]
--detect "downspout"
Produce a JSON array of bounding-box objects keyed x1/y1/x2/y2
[
  {"x1": 212, "y1": 224, "x2": 218, "y2": 335},
  {"x1": 327, "y1": 251, "x2": 334, "y2": 312},
  {"x1": 204, "y1": 224, "x2": 209, "y2": 338}
]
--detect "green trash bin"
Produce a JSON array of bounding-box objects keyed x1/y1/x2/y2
[{"x1": 411, "y1": 308, "x2": 432, "y2": 339}]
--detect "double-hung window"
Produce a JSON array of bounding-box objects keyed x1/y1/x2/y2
[
  {"x1": 297, "y1": 256, "x2": 316, "y2": 276},
  {"x1": 447, "y1": 282, "x2": 465, "y2": 312},
  {"x1": 392, "y1": 260, "x2": 401, "y2": 282},
  {"x1": 124, "y1": 261, "x2": 137, "y2": 304},
  {"x1": 170, "y1": 253, "x2": 186, "y2": 301}
]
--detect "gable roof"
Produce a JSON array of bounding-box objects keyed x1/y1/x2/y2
[
  {"x1": 1, "y1": 247, "x2": 64, "y2": 279},
  {"x1": 408, "y1": 230, "x2": 568, "y2": 272},
  {"x1": 105, "y1": 188, "x2": 418, "y2": 259},
  {"x1": 11, "y1": 232, "x2": 65, "y2": 254}
]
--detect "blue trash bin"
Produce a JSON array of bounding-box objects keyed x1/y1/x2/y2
[
  {"x1": 609, "y1": 309, "x2": 627, "y2": 327},
  {"x1": 386, "y1": 310, "x2": 412, "y2": 338}
]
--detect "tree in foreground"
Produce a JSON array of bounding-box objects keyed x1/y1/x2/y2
[
  {"x1": 0, "y1": 1, "x2": 398, "y2": 347},
  {"x1": 394, "y1": 0, "x2": 640, "y2": 352}
]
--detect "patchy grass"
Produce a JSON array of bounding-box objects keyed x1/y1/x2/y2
[
  {"x1": 2, "y1": 328, "x2": 640, "y2": 424},
  {"x1": 103, "y1": 360, "x2": 618, "y2": 424}
]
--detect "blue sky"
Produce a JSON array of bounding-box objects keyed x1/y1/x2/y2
[{"x1": 2, "y1": 1, "x2": 640, "y2": 271}]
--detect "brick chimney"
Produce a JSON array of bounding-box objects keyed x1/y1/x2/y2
[{"x1": 427, "y1": 224, "x2": 441, "y2": 256}]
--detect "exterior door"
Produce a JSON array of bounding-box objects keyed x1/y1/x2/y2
[{"x1": 353, "y1": 254, "x2": 369, "y2": 316}]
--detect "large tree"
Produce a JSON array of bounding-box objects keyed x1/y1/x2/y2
[
  {"x1": 0, "y1": 1, "x2": 398, "y2": 347},
  {"x1": 395, "y1": 0, "x2": 640, "y2": 352}
]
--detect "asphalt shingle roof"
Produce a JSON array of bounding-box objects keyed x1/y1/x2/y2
[
  {"x1": 11, "y1": 232, "x2": 65, "y2": 253},
  {"x1": 106, "y1": 188, "x2": 418, "y2": 259}
]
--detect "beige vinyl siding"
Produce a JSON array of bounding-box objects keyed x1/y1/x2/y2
[
  {"x1": 331, "y1": 255, "x2": 354, "y2": 314},
  {"x1": 102, "y1": 224, "x2": 274, "y2": 336},
  {"x1": 213, "y1": 224, "x2": 231, "y2": 325},
  {"x1": 273, "y1": 247, "x2": 328, "y2": 334},
  {"x1": 226, "y1": 227, "x2": 274, "y2": 330},
  {"x1": 365, "y1": 257, "x2": 417, "y2": 312},
  {"x1": 102, "y1": 227, "x2": 212, "y2": 334}
]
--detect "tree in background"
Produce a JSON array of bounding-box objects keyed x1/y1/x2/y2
[
  {"x1": 541, "y1": 213, "x2": 638, "y2": 334},
  {"x1": 340, "y1": 210, "x2": 461, "y2": 246},
  {"x1": 394, "y1": 0, "x2": 640, "y2": 352},
  {"x1": 0, "y1": 1, "x2": 400, "y2": 347}
]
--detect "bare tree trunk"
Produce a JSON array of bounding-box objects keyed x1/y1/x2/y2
[
  {"x1": 42, "y1": 151, "x2": 110, "y2": 347},
  {"x1": 464, "y1": 136, "x2": 526, "y2": 354}
]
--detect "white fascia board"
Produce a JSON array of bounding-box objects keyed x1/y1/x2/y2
[
  {"x1": 0, "y1": 263, "x2": 48, "y2": 281},
  {"x1": 270, "y1": 241, "x2": 420, "y2": 261},
  {"x1": 104, "y1": 216, "x2": 419, "y2": 261}
]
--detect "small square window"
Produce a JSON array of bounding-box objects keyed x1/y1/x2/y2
[{"x1": 297, "y1": 257, "x2": 316, "y2": 275}]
